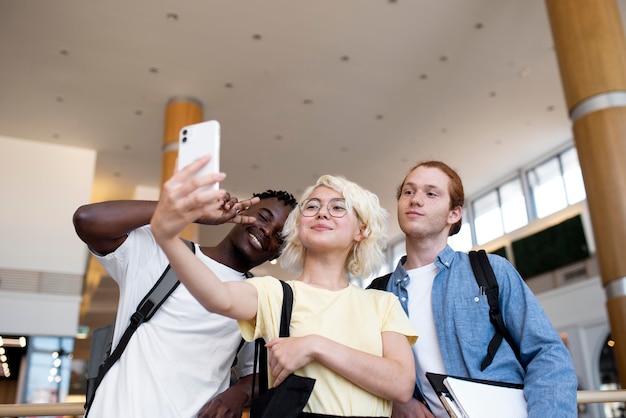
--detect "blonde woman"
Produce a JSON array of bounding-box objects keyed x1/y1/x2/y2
[{"x1": 151, "y1": 155, "x2": 417, "y2": 417}]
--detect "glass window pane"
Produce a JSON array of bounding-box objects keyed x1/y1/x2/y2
[
  {"x1": 473, "y1": 190, "x2": 503, "y2": 244},
  {"x1": 561, "y1": 147, "x2": 586, "y2": 204},
  {"x1": 448, "y1": 221, "x2": 473, "y2": 252},
  {"x1": 500, "y1": 178, "x2": 528, "y2": 232},
  {"x1": 22, "y1": 336, "x2": 74, "y2": 404},
  {"x1": 528, "y1": 157, "x2": 567, "y2": 218}
]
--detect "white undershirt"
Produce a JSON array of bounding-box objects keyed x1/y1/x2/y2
[{"x1": 406, "y1": 263, "x2": 448, "y2": 418}]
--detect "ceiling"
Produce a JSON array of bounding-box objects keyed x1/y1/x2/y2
[{"x1": 2, "y1": 0, "x2": 625, "y2": 361}]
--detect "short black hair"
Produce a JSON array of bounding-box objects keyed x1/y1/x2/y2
[{"x1": 253, "y1": 190, "x2": 297, "y2": 209}]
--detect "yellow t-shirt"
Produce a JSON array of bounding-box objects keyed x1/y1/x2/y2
[{"x1": 238, "y1": 277, "x2": 418, "y2": 417}]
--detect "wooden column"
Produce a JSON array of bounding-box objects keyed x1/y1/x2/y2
[
  {"x1": 162, "y1": 97, "x2": 203, "y2": 241},
  {"x1": 546, "y1": 0, "x2": 626, "y2": 385}
]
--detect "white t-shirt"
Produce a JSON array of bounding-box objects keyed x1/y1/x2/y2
[
  {"x1": 239, "y1": 277, "x2": 418, "y2": 417},
  {"x1": 406, "y1": 263, "x2": 448, "y2": 418},
  {"x1": 89, "y1": 225, "x2": 254, "y2": 418}
]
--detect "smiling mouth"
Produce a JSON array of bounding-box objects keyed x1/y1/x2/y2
[
  {"x1": 311, "y1": 224, "x2": 332, "y2": 231},
  {"x1": 249, "y1": 233, "x2": 263, "y2": 250}
]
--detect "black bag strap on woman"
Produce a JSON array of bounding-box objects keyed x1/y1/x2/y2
[
  {"x1": 254, "y1": 280, "x2": 294, "y2": 395},
  {"x1": 250, "y1": 280, "x2": 316, "y2": 418}
]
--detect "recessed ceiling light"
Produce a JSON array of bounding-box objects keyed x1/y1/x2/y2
[
  {"x1": 341, "y1": 55, "x2": 350, "y2": 61},
  {"x1": 149, "y1": 67, "x2": 159, "y2": 74},
  {"x1": 420, "y1": 74, "x2": 428, "y2": 80},
  {"x1": 253, "y1": 34, "x2": 262, "y2": 40},
  {"x1": 166, "y1": 13, "x2": 179, "y2": 22},
  {"x1": 303, "y1": 99, "x2": 313, "y2": 105},
  {"x1": 376, "y1": 114, "x2": 384, "y2": 120},
  {"x1": 475, "y1": 23, "x2": 483, "y2": 29},
  {"x1": 439, "y1": 55, "x2": 448, "y2": 62},
  {"x1": 225, "y1": 82, "x2": 233, "y2": 88},
  {"x1": 59, "y1": 49, "x2": 69, "y2": 56}
]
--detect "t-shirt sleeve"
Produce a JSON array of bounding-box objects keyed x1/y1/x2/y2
[
  {"x1": 379, "y1": 292, "x2": 418, "y2": 345},
  {"x1": 237, "y1": 276, "x2": 284, "y2": 342},
  {"x1": 93, "y1": 225, "x2": 162, "y2": 287}
]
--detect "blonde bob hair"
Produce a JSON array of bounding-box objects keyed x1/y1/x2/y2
[{"x1": 280, "y1": 175, "x2": 388, "y2": 279}]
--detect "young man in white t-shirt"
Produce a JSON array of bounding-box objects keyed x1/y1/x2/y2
[
  {"x1": 73, "y1": 190, "x2": 296, "y2": 417},
  {"x1": 369, "y1": 161, "x2": 578, "y2": 418}
]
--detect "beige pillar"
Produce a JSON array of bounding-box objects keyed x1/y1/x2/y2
[
  {"x1": 546, "y1": 0, "x2": 626, "y2": 385},
  {"x1": 162, "y1": 97, "x2": 203, "y2": 241}
]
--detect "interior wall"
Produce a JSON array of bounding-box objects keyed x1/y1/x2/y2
[
  {"x1": 0, "y1": 135, "x2": 95, "y2": 274},
  {"x1": 0, "y1": 135, "x2": 96, "y2": 336}
]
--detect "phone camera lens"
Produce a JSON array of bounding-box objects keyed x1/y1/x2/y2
[
  {"x1": 182, "y1": 136, "x2": 187, "y2": 143},
  {"x1": 182, "y1": 129, "x2": 188, "y2": 135}
]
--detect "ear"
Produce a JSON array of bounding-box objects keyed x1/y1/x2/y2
[
  {"x1": 354, "y1": 224, "x2": 367, "y2": 242},
  {"x1": 448, "y1": 206, "x2": 462, "y2": 225}
]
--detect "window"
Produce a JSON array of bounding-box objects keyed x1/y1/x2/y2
[
  {"x1": 449, "y1": 220, "x2": 472, "y2": 252},
  {"x1": 561, "y1": 147, "x2": 586, "y2": 204},
  {"x1": 473, "y1": 178, "x2": 528, "y2": 245},
  {"x1": 528, "y1": 156, "x2": 567, "y2": 218},
  {"x1": 500, "y1": 178, "x2": 528, "y2": 232},
  {"x1": 21, "y1": 336, "x2": 74, "y2": 404},
  {"x1": 473, "y1": 190, "x2": 503, "y2": 244},
  {"x1": 527, "y1": 147, "x2": 585, "y2": 219}
]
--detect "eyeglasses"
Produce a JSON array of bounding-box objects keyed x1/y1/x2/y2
[{"x1": 299, "y1": 198, "x2": 349, "y2": 218}]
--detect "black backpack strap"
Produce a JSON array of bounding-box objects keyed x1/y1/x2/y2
[
  {"x1": 253, "y1": 280, "x2": 294, "y2": 397},
  {"x1": 231, "y1": 337, "x2": 246, "y2": 367},
  {"x1": 469, "y1": 250, "x2": 524, "y2": 371},
  {"x1": 367, "y1": 273, "x2": 392, "y2": 290},
  {"x1": 85, "y1": 238, "x2": 195, "y2": 414}
]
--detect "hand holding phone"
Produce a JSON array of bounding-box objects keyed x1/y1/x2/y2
[{"x1": 177, "y1": 120, "x2": 221, "y2": 189}]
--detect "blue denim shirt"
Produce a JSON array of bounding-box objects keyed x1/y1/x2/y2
[{"x1": 386, "y1": 245, "x2": 578, "y2": 417}]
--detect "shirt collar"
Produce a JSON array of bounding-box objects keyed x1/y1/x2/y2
[
  {"x1": 435, "y1": 245, "x2": 455, "y2": 270},
  {"x1": 392, "y1": 244, "x2": 456, "y2": 282},
  {"x1": 391, "y1": 255, "x2": 409, "y2": 285}
]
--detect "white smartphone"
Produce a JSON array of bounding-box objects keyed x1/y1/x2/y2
[{"x1": 177, "y1": 120, "x2": 221, "y2": 189}]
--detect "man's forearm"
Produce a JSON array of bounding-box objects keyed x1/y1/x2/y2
[
  {"x1": 231, "y1": 374, "x2": 256, "y2": 406},
  {"x1": 196, "y1": 374, "x2": 255, "y2": 418},
  {"x1": 73, "y1": 200, "x2": 158, "y2": 254}
]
